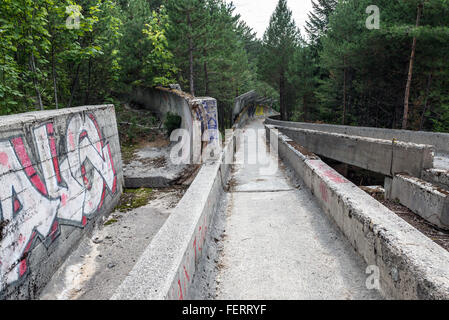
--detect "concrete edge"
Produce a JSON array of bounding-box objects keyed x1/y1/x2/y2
[
  {"x1": 111, "y1": 134, "x2": 234, "y2": 300},
  {"x1": 265, "y1": 116, "x2": 447, "y2": 155},
  {"x1": 271, "y1": 123, "x2": 435, "y2": 177},
  {"x1": 385, "y1": 174, "x2": 449, "y2": 230},
  {"x1": 266, "y1": 124, "x2": 449, "y2": 300},
  {"x1": 0, "y1": 105, "x2": 115, "y2": 128}
]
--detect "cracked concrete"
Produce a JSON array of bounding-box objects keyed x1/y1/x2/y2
[
  {"x1": 39, "y1": 188, "x2": 185, "y2": 300},
  {"x1": 210, "y1": 120, "x2": 382, "y2": 300}
]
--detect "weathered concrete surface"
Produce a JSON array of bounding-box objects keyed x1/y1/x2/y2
[
  {"x1": 111, "y1": 132, "x2": 234, "y2": 300},
  {"x1": 39, "y1": 187, "x2": 185, "y2": 300},
  {"x1": 385, "y1": 174, "x2": 449, "y2": 230},
  {"x1": 233, "y1": 91, "x2": 279, "y2": 129},
  {"x1": 129, "y1": 86, "x2": 219, "y2": 163},
  {"x1": 216, "y1": 120, "x2": 381, "y2": 300},
  {"x1": 423, "y1": 156, "x2": 449, "y2": 189},
  {"x1": 130, "y1": 86, "x2": 194, "y2": 132},
  {"x1": 0, "y1": 105, "x2": 123, "y2": 299},
  {"x1": 268, "y1": 124, "x2": 449, "y2": 299},
  {"x1": 423, "y1": 169, "x2": 449, "y2": 190},
  {"x1": 276, "y1": 125, "x2": 434, "y2": 178},
  {"x1": 265, "y1": 117, "x2": 449, "y2": 155},
  {"x1": 124, "y1": 146, "x2": 190, "y2": 188}
]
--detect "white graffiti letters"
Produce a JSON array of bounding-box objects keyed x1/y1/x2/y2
[{"x1": 0, "y1": 113, "x2": 117, "y2": 291}]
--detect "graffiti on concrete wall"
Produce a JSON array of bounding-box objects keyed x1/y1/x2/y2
[
  {"x1": 202, "y1": 100, "x2": 218, "y2": 143},
  {"x1": 192, "y1": 98, "x2": 218, "y2": 144},
  {"x1": 167, "y1": 213, "x2": 209, "y2": 300},
  {"x1": 245, "y1": 105, "x2": 275, "y2": 119},
  {"x1": 0, "y1": 113, "x2": 117, "y2": 291}
]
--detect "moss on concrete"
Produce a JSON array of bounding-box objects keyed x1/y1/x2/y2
[{"x1": 115, "y1": 188, "x2": 153, "y2": 213}]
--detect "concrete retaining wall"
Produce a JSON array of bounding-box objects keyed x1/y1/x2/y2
[
  {"x1": 0, "y1": 106, "x2": 124, "y2": 299},
  {"x1": 266, "y1": 117, "x2": 449, "y2": 155},
  {"x1": 267, "y1": 124, "x2": 449, "y2": 300},
  {"x1": 276, "y1": 126, "x2": 434, "y2": 178},
  {"x1": 111, "y1": 132, "x2": 234, "y2": 300},
  {"x1": 130, "y1": 86, "x2": 218, "y2": 163},
  {"x1": 422, "y1": 169, "x2": 449, "y2": 190},
  {"x1": 386, "y1": 174, "x2": 449, "y2": 230}
]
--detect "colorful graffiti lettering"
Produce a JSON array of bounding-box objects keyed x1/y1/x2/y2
[
  {"x1": 168, "y1": 214, "x2": 209, "y2": 300},
  {"x1": 0, "y1": 113, "x2": 117, "y2": 291},
  {"x1": 202, "y1": 100, "x2": 218, "y2": 143}
]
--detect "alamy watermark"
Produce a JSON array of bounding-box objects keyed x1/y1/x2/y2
[
  {"x1": 168, "y1": 122, "x2": 279, "y2": 175},
  {"x1": 366, "y1": 265, "x2": 381, "y2": 290},
  {"x1": 66, "y1": 5, "x2": 82, "y2": 30},
  {"x1": 366, "y1": 5, "x2": 380, "y2": 30}
]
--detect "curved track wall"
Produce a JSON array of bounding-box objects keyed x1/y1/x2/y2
[{"x1": 0, "y1": 105, "x2": 123, "y2": 299}]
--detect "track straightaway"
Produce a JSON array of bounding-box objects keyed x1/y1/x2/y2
[{"x1": 214, "y1": 120, "x2": 382, "y2": 300}]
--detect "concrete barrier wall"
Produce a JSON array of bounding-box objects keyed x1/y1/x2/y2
[
  {"x1": 386, "y1": 174, "x2": 449, "y2": 230},
  {"x1": 130, "y1": 86, "x2": 194, "y2": 131},
  {"x1": 233, "y1": 105, "x2": 279, "y2": 130},
  {"x1": 267, "y1": 125, "x2": 449, "y2": 300},
  {"x1": 276, "y1": 126, "x2": 434, "y2": 178},
  {"x1": 130, "y1": 86, "x2": 219, "y2": 162},
  {"x1": 266, "y1": 117, "x2": 449, "y2": 155},
  {"x1": 0, "y1": 105, "x2": 124, "y2": 299},
  {"x1": 112, "y1": 132, "x2": 234, "y2": 300}
]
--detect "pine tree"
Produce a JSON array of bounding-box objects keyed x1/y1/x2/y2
[
  {"x1": 305, "y1": 0, "x2": 337, "y2": 49},
  {"x1": 166, "y1": 0, "x2": 208, "y2": 96},
  {"x1": 259, "y1": 0, "x2": 299, "y2": 120}
]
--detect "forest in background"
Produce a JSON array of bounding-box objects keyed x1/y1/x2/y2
[{"x1": 1, "y1": 0, "x2": 448, "y2": 132}]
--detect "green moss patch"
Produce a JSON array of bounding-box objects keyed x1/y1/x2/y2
[{"x1": 115, "y1": 188, "x2": 153, "y2": 213}]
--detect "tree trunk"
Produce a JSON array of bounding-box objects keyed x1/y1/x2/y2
[
  {"x1": 67, "y1": 63, "x2": 81, "y2": 109},
  {"x1": 419, "y1": 73, "x2": 433, "y2": 130},
  {"x1": 187, "y1": 13, "x2": 195, "y2": 97},
  {"x1": 342, "y1": 57, "x2": 347, "y2": 125},
  {"x1": 51, "y1": 43, "x2": 59, "y2": 109},
  {"x1": 30, "y1": 53, "x2": 44, "y2": 111},
  {"x1": 204, "y1": 56, "x2": 209, "y2": 96},
  {"x1": 403, "y1": 3, "x2": 423, "y2": 130},
  {"x1": 29, "y1": 8, "x2": 43, "y2": 111},
  {"x1": 280, "y1": 73, "x2": 287, "y2": 121},
  {"x1": 303, "y1": 95, "x2": 308, "y2": 122}
]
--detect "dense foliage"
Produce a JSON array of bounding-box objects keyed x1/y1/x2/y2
[
  {"x1": 268, "y1": 0, "x2": 449, "y2": 130},
  {"x1": 1, "y1": 0, "x2": 448, "y2": 132}
]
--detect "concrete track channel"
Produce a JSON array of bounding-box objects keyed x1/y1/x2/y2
[
  {"x1": 194, "y1": 120, "x2": 382, "y2": 300},
  {"x1": 39, "y1": 119, "x2": 382, "y2": 300}
]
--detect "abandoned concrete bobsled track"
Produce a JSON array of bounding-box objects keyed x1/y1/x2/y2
[
  {"x1": 6, "y1": 101, "x2": 448, "y2": 300},
  {"x1": 214, "y1": 120, "x2": 381, "y2": 300},
  {"x1": 112, "y1": 119, "x2": 382, "y2": 300},
  {"x1": 113, "y1": 116, "x2": 449, "y2": 300}
]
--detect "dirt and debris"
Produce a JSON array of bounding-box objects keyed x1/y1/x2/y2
[
  {"x1": 364, "y1": 191, "x2": 449, "y2": 252},
  {"x1": 115, "y1": 188, "x2": 154, "y2": 213},
  {"x1": 287, "y1": 141, "x2": 319, "y2": 159},
  {"x1": 40, "y1": 185, "x2": 187, "y2": 300},
  {"x1": 121, "y1": 132, "x2": 170, "y2": 166},
  {"x1": 0, "y1": 220, "x2": 9, "y2": 242}
]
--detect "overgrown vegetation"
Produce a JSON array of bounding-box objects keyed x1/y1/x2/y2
[
  {"x1": 163, "y1": 112, "x2": 182, "y2": 137},
  {"x1": 1, "y1": 0, "x2": 448, "y2": 133},
  {"x1": 264, "y1": 0, "x2": 449, "y2": 131},
  {"x1": 115, "y1": 188, "x2": 153, "y2": 213}
]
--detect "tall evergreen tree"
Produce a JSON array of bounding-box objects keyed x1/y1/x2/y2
[
  {"x1": 259, "y1": 0, "x2": 299, "y2": 120},
  {"x1": 305, "y1": 0, "x2": 337, "y2": 50}
]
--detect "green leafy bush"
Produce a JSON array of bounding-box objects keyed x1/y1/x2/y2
[{"x1": 163, "y1": 112, "x2": 182, "y2": 136}]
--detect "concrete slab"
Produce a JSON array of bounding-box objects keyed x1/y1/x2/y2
[
  {"x1": 268, "y1": 124, "x2": 449, "y2": 299},
  {"x1": 124, "y1": 146, "x2": 190, "y2": 188},
  {"x1": 217, "y1": 190, "x2": 380, "y2": 300},
  {"x1": 216, "y1": 120, "x2": 381, "y2": 300},
  {"x1": 39, "y1": 188, "x2": 185, "y2": 300},
  {"x1": 276, "y1": 125, "x2": 434, "y2": 178},
  {"x1": 386, "y1": 174, "x2": 449, "y2": 230}
]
